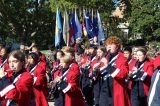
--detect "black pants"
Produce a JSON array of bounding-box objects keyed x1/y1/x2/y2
[
  {"x1": 93, "y1": 77, "x2": 101, "y2": 106},
  {"x1": 131, "y1": 81, "x2": 147, "y2": 106},
  {"x1": 131, "y1": 96, "x2": 147, "y2": 106},
  {"x1": 99, "y1": 78, "x2": 114, "y2": 106}
]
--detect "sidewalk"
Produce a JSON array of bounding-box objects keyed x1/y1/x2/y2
[{"x1": 48, "y1": 102, "x2": 54, "y2": 106}]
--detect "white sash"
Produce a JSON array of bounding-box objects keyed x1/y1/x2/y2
[
  {"x1": 29, "y1": 62, "x2": 40, "y2": 74},
  {"x1": 6, "y1": 73, "x2": 22, "y2": 106},
  {"x1": 148, "y1": 70, "x2": 160, "y2": 106},
  {"x1": 0, "y1": 59, "x2": 7, "y2": 68}
]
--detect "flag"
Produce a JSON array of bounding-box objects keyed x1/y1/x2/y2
[
  {"x1": 97, "y1": 11, "x2": 105, "y2": 43},
  {"x1": 63, "y1": 10, "x2": 69, "y2": 46},
  {"x1": 84, "y1": 10, "x2": 93, "y2": 39},
  {"x1": 75, "y1": 9, "x2": 82, "y2": 39},
  {"x1": 82, "y1": 9, "x2": 87, "y2": 36},
  {"x1": 55, "y1": 8, "x2": 63, "y2": 48},
  {"x1": 92, "y1": 11, "x2": 98, "y2": 37},
  {"x1": 69, "y1": 12, "x2": 77, "y2": 45}
]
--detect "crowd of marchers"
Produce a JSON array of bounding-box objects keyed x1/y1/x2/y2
[{"x1": 0, "y1": 36, "x2": 160, "y2": 106}]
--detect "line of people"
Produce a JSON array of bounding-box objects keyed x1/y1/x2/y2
[
  {"x1": 0, "y1": 44, "x2": 49, "y2": 106},
  {"x1": 50, "y1": 36, "x2": 160, "y2": 106},
  {"x1": 0, "y1": 35, "x2": 160, "y2": 106}
]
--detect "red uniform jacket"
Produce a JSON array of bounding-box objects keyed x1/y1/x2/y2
[
  {"x1": 62, "y1": 63, "x2": 85, "y2": 106},
  {"x1": 52, "y1": 60, "x2": 60, "y2": 71},
  {"x1": 106, "y1": 52, "x2": 131, "y2": 106},
  {"x1": 27, "y1": 64, "x2": 48, "y2": 106},
  {"x1": 89, "y1": 56, "x2": 97, "y2": 74},
  {"x1": 0, "y1": 58, "x2": 9, "y2": 71},
  {"x1": 0, "y1": 71, "x2": 33, "y2": 106},
  {"x1": 79, "y1": 55, "x2": 90, "y2": 68},
  {"x1": 130, "y1": 59, "x2": 154, "y2": 96},
  {"x1": 0, "y1": 70, "x2": 13, "y2": 106},
  {"x1": 148, "y1": 57, "x2": 154, "y2": 64},
  {"x1": 153, "y1": 55, "x2": 160, "y2": 69},
  {"x1": 128, "y1": 58, "x2": 137, "y2": 71},
  {"x1": 128, "y1": 58, "x2": 137, "y2": 91},
  {"x1": 89, "y1": 56, "x2": 106, "y2": 78},
  {"x1": 39, "y1": 52, "x2": 47, "y2": 70},
  {"x1": 39, "y1": 52, "x2": 46, "y2": 63}
]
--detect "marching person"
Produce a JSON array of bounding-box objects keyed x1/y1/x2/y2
[
  {"x1": 89, "y1": 46, "x2": 108, "y2": 106},
  {"x1": 123, "y1": 46, "x2": 137, "y2": 94},
  {"x1": 55, "y1": 55, "x2": 85, "y2": 106},
  {"x1": 74, "y1": 37, "x2": 84, "y2": 56},
  {"x1": 0, "y1": 47, "x2": 10, "y2": 106},
  {"x1": 0, "y1": 50, "x2": 33, "y2": 106},
  {"x1": 123, "y1": 46, "x2": 137, "y2": 69},
  {"x1": 27, "y1": 52, "x2": 48, "y2": 106},
  {"x1": 99, "y1": 36, "x2": 131, "y2": 106},
  {"x1": 130, "y1": 48, "x2": 153, "y2": 106},
  {"x1": 148, "y1": 55, "x2": 160, "y2": 106},
  {"x1": 50, "y1": 58, "x2": 64, "y2": 106},
  {"x1": 79, "y1": 48, "x2": 94, "y2": 106},
  {"x1": 31, "y1": 44, "x2": 47, "y2": 69},
  {"x1": 52, "y1": 50, "x2": 64, "y2": 75},
  {"x1": 0, "y1": 47, "x2": 10, "y2": 71}
]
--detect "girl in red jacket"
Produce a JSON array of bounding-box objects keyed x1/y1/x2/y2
[
  {"x1": 56, "y1": 55, "x2": 85, "y2": 106},
  {"x1": 27, "y1": 52, "x2": 48, "y2": 106},
  {"x1": 130, "y1": 48, "x2": 154, "y2": 106}
]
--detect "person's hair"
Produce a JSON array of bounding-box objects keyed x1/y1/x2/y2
[
  {"x1": 8, "y1": 50, "x2": 25, "y2": 62},
  {"x1": 1, "y1": 47, "x2": 8, "y2": 53},
  {"x1": 32, "y1": 44, "x2": 39, "y2": 50},
  {"x1": 97, "y1": 46, "x2": 106, "y2": 53},
  {"x1": 105, "y1": 36, "x2": 122, "y2": 49},
  {"x1": 62, "y1": 46, "x2": 74, "y2": 53},
  {"x1": 57, "y1": 50, "x2": 65, "y2": 56},
  {"x1": 139, "y1": 46, "x2": 148, "y2": 52},
  {"x1": 61, "y1": 55, "x2": 72, "y2": 64},
  {"x1": 137, "y1": 48, "x2": 147, "y2": 55},
  {"x1": 62, "y1": 46, "x2": 75, "y2": 56},
  {"x1": 123, "y1": 46, "x2": 132, "y2": 53},
  {"x1": 28, "y1": 52, "x2": 39, "y2": 63},
  {"x1": 20, "y1": 42, "x2": 25, "y2": 46}
]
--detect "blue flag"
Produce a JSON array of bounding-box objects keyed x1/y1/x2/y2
[
  {"x1": 92, "y1": 14, "x2": 99, "y2": 37},
  {"x1": 70, "y1": 12, "x2": 78, "y2": 42},
  {"x1": 84, "y1": 10, "x2": 93, "y2": 39},
  {"x1": 97, "y1": 11, "x2": 105, "y2": 43},
  {"x1": 55, "y1": 8, "x2": 63, "y2": 48},
  {"x1": 75, "y1": 9, "x2": 82, "y2": 39}
]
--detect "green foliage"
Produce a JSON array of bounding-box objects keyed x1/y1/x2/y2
[
  {"x1": 49, "y1": 0, "x2": 122, "y2": 39},
  {"x1": 0, "y1": 0, "x2": 132, "y2": 48},
  {"x1": 128, "y1": 0, "x2": 160, "y2": 40},
  {"x1": 0, "y1": 0, "x2": 54, "y2": 49}
]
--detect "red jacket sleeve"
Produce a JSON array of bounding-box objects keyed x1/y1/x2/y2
[
  {"x1": 112, "y1": 55, "x2": 129, "y2": 80},
  {"x1": 33, "y1": 65, "x2": 47, "y2": 87},
  {"x1": 143, "y1": 61, "x2": 154, "y2": 84},
  {"x1": 63, "y1": 63, "x2": 80, "y2": 94},
  {"x1": 6, "y1": 72, "x2": 33, "y2": 101}
]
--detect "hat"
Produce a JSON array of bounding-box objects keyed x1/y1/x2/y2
[
  {"x1": 28, "y1": 52, "x2": 39, "y2": 63},
  {"x1": 123, "y1": 46, "x2": 132, "y2": 53}
]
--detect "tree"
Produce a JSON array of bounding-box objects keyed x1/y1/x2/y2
[
  {"x1": 0, "y1": 0, "x2": 53, "y2": 48},
  {"x1": 49, "y1": 0, "x2": 115, "y2": 36},
  {"x1": 128, "y1": 0, "x2": 160, "y2": 41}
]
